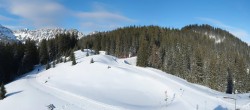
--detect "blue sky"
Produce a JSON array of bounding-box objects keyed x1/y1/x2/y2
[{"x1": 0, "y1": 0, "x2": 249, "y2": 43}]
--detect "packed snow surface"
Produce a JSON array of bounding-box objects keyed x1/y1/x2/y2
[{"x1": 0, "y1": 50, "x2": 250, "y2": 110}]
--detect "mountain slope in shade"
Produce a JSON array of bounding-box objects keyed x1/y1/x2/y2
[
  {"x1": 0, "y1": 50, "x2": 249, "y2": 110},
  {"x1": 0, "y1": 24, "x2": 17, "y2": 42},
  {"x1": 13, "y1": 28, "x2": 84, "y2": 42}
]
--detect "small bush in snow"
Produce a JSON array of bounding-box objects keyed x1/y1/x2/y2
[{"x1": 90, "y1": 58, "x2": 94, "y2": 63}]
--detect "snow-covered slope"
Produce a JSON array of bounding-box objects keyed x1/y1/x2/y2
[
  {"x1": 14, "y1": 28, "x2": 84, "y2": 42},
  {"x1": 0, "y1": 24, "x2": 17, "y2": 42},
  {"x1": 1, "y1": 50, "x2": 250, "y2": 110}
]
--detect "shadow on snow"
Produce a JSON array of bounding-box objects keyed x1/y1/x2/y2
[{"x1": 6, "y1": 90, "x2": 23, "y2": 97}]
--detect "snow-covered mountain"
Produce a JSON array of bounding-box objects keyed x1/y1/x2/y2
[
  {"x1": 0, "y1": 24, "x2": 17, "y2": 42},
  {"x1": 1, "y1": 50, "x2": 250, "y2": 110},
  {"x1": 0, "y1": 24, "x2": 85, "y2": 43},
  {"x1": 14, "y1": 28, "x2": 84, "y2": 42}
]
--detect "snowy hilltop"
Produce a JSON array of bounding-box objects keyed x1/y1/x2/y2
[
  {"x1": 0, "y1": 50, "x2": 250, "y2": 110},
  {"x1": 14, "y1": 28, "x2": 84, "y2": 42},
  {"x1": 0, "y1": 24, "x2": 17, "y2": 42}
]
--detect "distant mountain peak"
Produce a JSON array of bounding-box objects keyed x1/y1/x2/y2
[
  {"x1": 0, "y1": 24, "x2": 85, "y2": 43},
  {"x1": 14, "y1": 28, "x2": 85, "y2": 42},
  {"x1": 0, "y1": 24, "x2": 17, "y2": 42}
]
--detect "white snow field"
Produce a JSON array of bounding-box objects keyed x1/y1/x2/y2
[{"x1": 1, "y1": 50, "x2": 250, "y2": 110}]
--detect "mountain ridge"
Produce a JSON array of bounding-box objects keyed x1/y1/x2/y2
[
  {"x1": 0, "y1": 24, "x2": 85, "y2": 43},
  {"x1": 0, "y1": 24, "x2": 17, "y2": 43},
  {"x1": 14, "y1": 28, "x2": 84, "y2": 42}
]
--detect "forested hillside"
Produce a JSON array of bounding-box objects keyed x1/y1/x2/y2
[
  {"x1": 0, "y1": 33, "x2": 78, "y2": 83},
  {"x1": 79, "y1": 24, "x2": 250, "y2": 93}
]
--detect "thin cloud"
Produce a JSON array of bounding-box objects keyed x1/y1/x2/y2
[
  {"x1": 81, "y1": 22, "x2": 120, "y2": 30},
  {"x1": 197, "y1": 17, "x2": 250, "y2": 44},
  {"x1": 4, "y1": 25, "x2": 27, "y2": 30},
  {"x1": 1, "y1": 0, "x2": 69, "y2": 28},
  {"x1": 76, "y1": 2, "x2": 135, "y2": 33},
  {"x1": 77, "y1": 11, "x2": 135, "y2": 22},
  {"x1": 197, "y1": 17, "x2": 233, "y2": 29},
  {"x1": 0, "y1": 15, "x2": 14, "y2": 21},
  {"x1": 80, "y1": 22, "x2": 121, "y2": 34},
  {"x1": 1, "y1": 0, "x2": 135, "y2": 33}
]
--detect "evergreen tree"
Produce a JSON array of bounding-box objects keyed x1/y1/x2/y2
[
  {"x1": 52, "y1": 61, "x2": 56, "y2": 68},
  {"x1": 70, "y1": 52, "x2": 76, "y2": 65},
  {"x1": 18, "y1": 39, "x2": 39, "y2": 75},
  {"x1": 226, "y1": 68, "x2": 233, "y2": 94},
  {"x1": 39, "y1": 39, "x2": 49, "y2": 65},
  {"x1": 47, "y1": 39, "x2": 56, "y2": 62},
  {"x1": 0, "y1": 83, "x2": 6, "y2": 100},
  {"x1": 137, "y1": 34, "x2": 148, "y2": 67},
  {"x1": 12, "y1": 42, "x2": 25, "y2": 75},
  {"x1": 90, "y1": 58, "x2": 94, "y2": 63},
  {"x1": 86, "y1": 51, "x2": 89, "y2": 56},
  {"x1": 63, "y1": 57, "x2": 66, "y2": 63},
  {"x1": 57, "y1": 33, "x2": 71, "y2": 55},
  {"x1": 59, "y1": 57, "x2": 63, "y2": 63},
  {"x1": 46, "y1": 62, "x2": 51, "y2": 70}
]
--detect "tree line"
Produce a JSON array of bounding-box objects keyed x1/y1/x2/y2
[
  {"x1": 0, "y1": 33, "x2": 78, "y2": 84},
  {"x1": 79, "y1": 24, "x2": 250, "y2": 93}
]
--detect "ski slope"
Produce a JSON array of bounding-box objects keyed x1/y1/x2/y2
[{"x1": 0, "y1": 50, "x2": 250, "y2": 110}]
